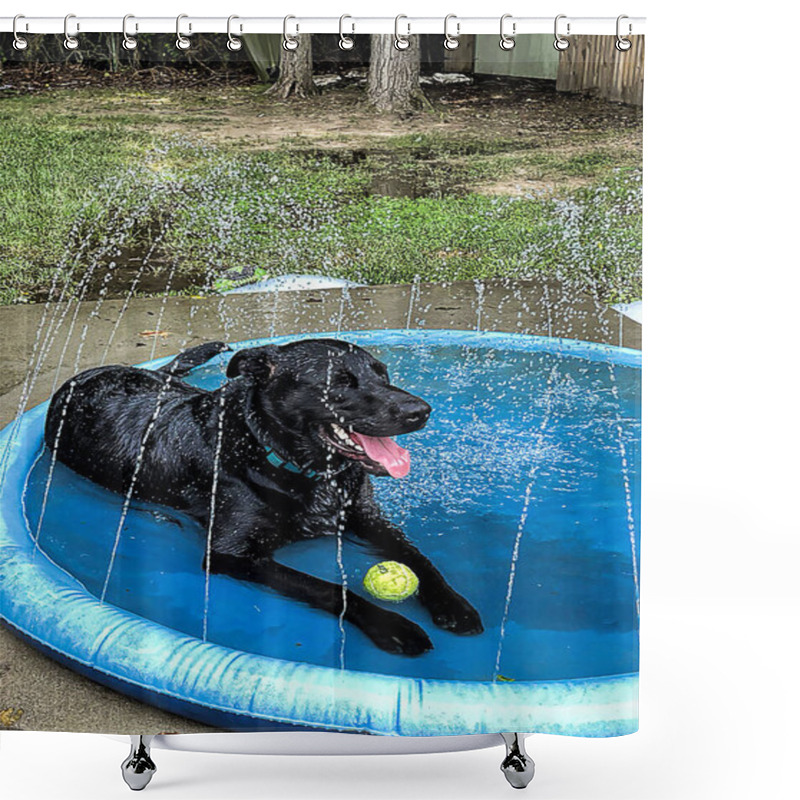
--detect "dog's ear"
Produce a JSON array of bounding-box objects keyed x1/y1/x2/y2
[{"x1": 226, "y1": 345, "x2": 280, "y2": 381}]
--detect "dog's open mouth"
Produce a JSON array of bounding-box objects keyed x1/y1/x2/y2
[{"x1": 320, "y1": 423, "x2": 411, "y2": 478}]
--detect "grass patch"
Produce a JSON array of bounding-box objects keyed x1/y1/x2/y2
[
  {"x1": 0, "y1": 94, "x2": 642, "y2": 306},
  {"x1": 208, "y1": 166, "x2": 641, "y2": 300},
  {"x1": 0, "y1": 112, "x2": 160, "y2": 303}
]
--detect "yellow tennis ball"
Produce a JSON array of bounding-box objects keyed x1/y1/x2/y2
[{"x1": 363, "y1": 561, "x2": 419, "y2": 602}]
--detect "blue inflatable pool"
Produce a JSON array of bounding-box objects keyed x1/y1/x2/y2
[{"x1": 0, "y1": 330, "x2": 641, "y2": 736}]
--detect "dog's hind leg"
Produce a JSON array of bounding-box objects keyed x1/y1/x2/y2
[{"x1": 158, "y1": 341, "x2": 230, "y2": 377}]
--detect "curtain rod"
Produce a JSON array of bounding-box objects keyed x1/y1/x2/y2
[{"x1": 0, "y1": 16, "x2": 646, "y2": 37}]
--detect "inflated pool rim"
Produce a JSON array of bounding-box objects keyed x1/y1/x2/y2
[{"x1": 0, "y1": 330, "x2": 640, "y2": 737}]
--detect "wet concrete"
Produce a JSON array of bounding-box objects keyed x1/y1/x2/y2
[
  {"x1": 0, "y1": 277, "x2": 640, "y2": 733},
  {"x1": 0, "y1": 277, "x2": 640, "y2": 425}
]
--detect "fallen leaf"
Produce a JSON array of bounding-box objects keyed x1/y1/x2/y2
[{"x1": 0, "y1": 708, "x2": 24, "y2": 727}]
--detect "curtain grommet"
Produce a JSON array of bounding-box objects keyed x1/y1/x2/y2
[
  {"x1": 122, "y1": 15, "x2": 138, "y2": 51},
  {"x1": 394, "y1": 15, "x2": 411, "y2": 51},
  {"x1": 227, "y1": 15, "x2": 242, "y2": 52},
  {"x1": 616, "y1": 15, "x2": 633, "y2": 52},
  {"x1": 499, "y1": 14, "x2": 515, "y2": 51},
  {"x1": 64, "y1": 13, "x2": 79, "y2": 51},
  {"x1": 12, "y1": 15, "x2": 28, "y2": 51},
  {"x1": 283, "y1": 15, "x2": 299, "y2": 51},
  {"x1": 339, "y1": 14, "x2": 355, "y2": 51},
  {"x1": 176, "y1": 14, "x2": 191, "y2": 51},
  {"x1": 444, "y1": 14, "x2": 460, "y2": 51},
  {"x1": 554, "y1": 15, "x2": 570, "y2": 51}
]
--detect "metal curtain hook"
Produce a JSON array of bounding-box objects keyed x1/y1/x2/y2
[
  {"x1": 12, "y1": 15, "x2": 28, "y2": 51},
  {"x1": 616, "y1": 14, "x2": 632, "y2": 51},
  {"x1": 227, "y1": 15, "x2": 242, "y2": 51},
  {"x1": 122, "y1": 15, "x2": 138, "y2": 51},
  {"x1": 554, "y1": 14, "x2": 570, "y2": 51},
  {"x1": 394, "y1": 15, "x2": 410, "y2": 51},
  {"x1": 64, "y1": 13, "x2": 79, "y2": 50},
  {"x1": 283, "y1": 15, "x2": 299, "y2": 51},
  {"x1": 176, "y1": 14, "x2": 191, "y2": 50},
  {"x1": 444, "y1": 14, "x2": 460, "y2": 51},
  {"x1": 499, "y1": 14, "x2": 515, "y2": 51},
  {"x1": 339, "y1": 14, "x2": 355, "y2": 50}
]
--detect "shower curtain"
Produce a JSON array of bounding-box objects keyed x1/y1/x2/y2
[{"x1": 0, "y1": 28, "x2": 643, "y2": 738}]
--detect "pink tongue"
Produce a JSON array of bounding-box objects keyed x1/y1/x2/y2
[{"x1": 349, "y1": 432, "x2": 411, "y2": 479}]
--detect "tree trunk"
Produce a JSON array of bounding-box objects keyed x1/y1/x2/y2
[
  {"x1": 367, "y1": 35, "x2": 429, "y2": 115},
  {"x1": 103, "y1": 33, "x2": 120, "y2": 73},
  {"x1": 267, "y1": 35, "x2": 317, "y2": 99}
]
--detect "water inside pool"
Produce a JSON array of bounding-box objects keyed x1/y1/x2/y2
[{"x1": 24, "y1": 338, "x2": 640, "y2": 683}]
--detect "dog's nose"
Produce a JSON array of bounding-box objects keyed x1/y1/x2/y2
[{"x1": 400, "y1": 397, "x2": 432, "y2": 427}]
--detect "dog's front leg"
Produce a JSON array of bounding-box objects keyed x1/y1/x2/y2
[
  {"x1": 349, "y1": 482, "x2": 483, "y2": 636},
  {"x1": 207, "y1": 551, "x2": 433, "y2": 656}
]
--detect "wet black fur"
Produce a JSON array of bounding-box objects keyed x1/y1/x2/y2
[{"x1": 44, "y1": 340, "x2": 483, "y2": 655}]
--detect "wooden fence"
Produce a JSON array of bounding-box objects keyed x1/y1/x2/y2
[{"x1": 556, "y1": 35, "x2": 644, "y2": 106}]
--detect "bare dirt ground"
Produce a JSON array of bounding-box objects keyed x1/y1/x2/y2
[{"x1": 1, "y1": 63, "x2": 642, "y2": 153}]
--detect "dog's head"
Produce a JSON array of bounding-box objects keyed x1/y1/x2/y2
[{"x1": 226, "y1": 339, "x2": 431, "y2": 478}]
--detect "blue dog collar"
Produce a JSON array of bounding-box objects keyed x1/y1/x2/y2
[{"x1": 262, "y1": 445, "x2": 320, "y2": 480}]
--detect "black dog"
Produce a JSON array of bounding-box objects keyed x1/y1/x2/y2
[{"x1": 45, "y1": 339, "x2": 483, "y2": 655}]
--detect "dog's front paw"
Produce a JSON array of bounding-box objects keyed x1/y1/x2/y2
[
  {"x1": 366, "y1": 611, "x2": 434, "y2": 657},
  {"x1": 427, "y1": 592, "x2": 484, "y2": 635}
]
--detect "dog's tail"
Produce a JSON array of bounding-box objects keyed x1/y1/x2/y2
[{"x1": 158, "y1": 341, "x2": 230, "y2": 377}]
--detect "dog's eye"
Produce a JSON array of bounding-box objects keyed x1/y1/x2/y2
[
  {"x1": 371, "y1": 363, "x2": 389, "y2": 381},
  {"x1": 334, "y1": 372, "x2": 358, "y2": 389}
]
